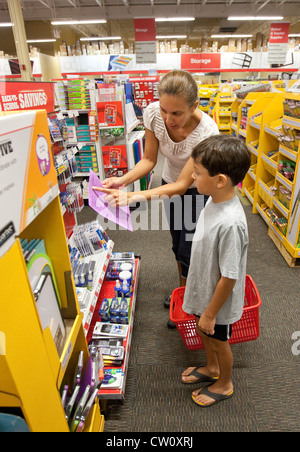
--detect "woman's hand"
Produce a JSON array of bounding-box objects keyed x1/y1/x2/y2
[
  {"x1": 102, "y1": 177, "x2": 126, "y2": 189},
  {"x1": 92, "y1": 187, "x2": 129, "y2": 207}
]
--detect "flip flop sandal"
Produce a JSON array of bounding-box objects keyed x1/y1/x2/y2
[
  {"x1": 192, "y1": 386, "x2": 234, "y2": 408},
  {"x1": 163, "y1": 295, "x2": 171, "y2": 309},
  {"x1": 182, "y1": 367, "x2": 219, "y2": 384}
]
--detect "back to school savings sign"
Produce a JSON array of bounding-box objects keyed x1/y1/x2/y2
[{"x1": 0, "y1": 81, "x2": 55, "y2": 113}]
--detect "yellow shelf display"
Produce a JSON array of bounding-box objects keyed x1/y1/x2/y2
[
  {"x1": 236, "y1": 90, "x2": 300, "y2": 265},
  {"x1": 197, "y1": 84, "x2": 218, "y2": 112},
  {"x1": 208, "y1": 85, "x2": 235, "y2": 133},
  {"x1": 243, "y1": 92, "x2": 283, "y2": 207},
  {"x1": 0, "y1": 110, "x2": 104, "y2": 432}
]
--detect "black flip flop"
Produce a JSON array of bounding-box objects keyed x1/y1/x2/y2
[
  {"x1": 182, "y1": 367, "x2": 219, "y2": 384},
  {"x1": 163, "y1": 295, "x2": 171, "y2": 309},
  {"x1": 192, "y1": 386, "x2": 234, "y2": 407}
]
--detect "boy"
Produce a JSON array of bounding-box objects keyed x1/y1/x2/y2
[{"x1": 181, "y1": 134, "x2": 251, "y2": 407}]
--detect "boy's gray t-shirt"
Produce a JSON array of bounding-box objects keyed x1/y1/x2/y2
[{"x1": 183, "y1": 195, "x2": 249, "y2": 325}]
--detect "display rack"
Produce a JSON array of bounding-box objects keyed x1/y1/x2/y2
[
  {"x1": 239, "y1": 92, "x2": 281, "y2": 204},
  {"x1": 236, "y1": 90, "x2": 300, "y2": 266},
  {"x1": 86, "y1": 257, "x2": 141, "y2": 400},
  {"x1": 197, "y1": 84, "x2": 218, "y2": 113},
  {"x1": 208, "y1": 85, "x2": 235, "y2": 133},
  {"x1": 80, "y1": 241, "x2": 114, "y2": 336},
  {"x1": 0, "y1": 110, "x2": 104, "y2": 432}
]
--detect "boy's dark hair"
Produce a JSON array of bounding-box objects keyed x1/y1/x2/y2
[{"x1": 192, "y1": 134, "x2": 251, "y2": 186}]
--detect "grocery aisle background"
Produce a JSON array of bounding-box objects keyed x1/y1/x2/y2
[{"x1": 78, "y1": 152, "x2": 300, "y2": 432}]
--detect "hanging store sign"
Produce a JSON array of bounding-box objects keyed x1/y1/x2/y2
[
  {"x1": 134, "y1": 18, "x2": 157, "y2": 64},
  {"x1": 0, "y1": 81, "x2": 55, "y2": 113},
  {"x1": 268, "y1": 22, "x2": 290, "y2": 65},
  {"x1": 181, "y1": 53, "x2": 221, "y2": 71}
]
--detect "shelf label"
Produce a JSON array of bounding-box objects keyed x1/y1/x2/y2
[{"x1": 62, "y1": 342, "x2": 72, "y2": 370}]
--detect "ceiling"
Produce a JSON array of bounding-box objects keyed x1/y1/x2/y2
[{"x1": 1, "y1": 0, "x2": 300, "y2": 44}]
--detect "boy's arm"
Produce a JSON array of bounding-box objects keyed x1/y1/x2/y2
[{"x1": 197, "y1": 276, "x2": 236, "y2": 336}]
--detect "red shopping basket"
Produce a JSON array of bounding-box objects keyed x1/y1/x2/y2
[{"x1": 169, "y1": 275, "x2": 262, "y2": 351}]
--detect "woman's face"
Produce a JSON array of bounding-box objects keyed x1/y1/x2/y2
[{"x1": 159, "y1": 94, "x2": 196, "y2": 131}]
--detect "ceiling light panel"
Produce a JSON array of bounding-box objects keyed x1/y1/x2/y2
[
  {"x1": 51, "y1": 20, "x2": 106, "y2": 25},
  {"x1": 227, "y1": 16, "x2": 284, "y2": 21}
]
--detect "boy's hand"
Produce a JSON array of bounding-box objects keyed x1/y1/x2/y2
[{"x1": 197, "y1": 312, "x2": 216, "y2": 336}]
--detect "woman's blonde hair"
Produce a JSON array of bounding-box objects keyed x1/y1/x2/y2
[{"x1": 158, "y1": 70, "x2": 198, "y2": 108}]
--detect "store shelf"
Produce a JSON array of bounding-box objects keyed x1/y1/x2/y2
[
  {"x1": 81, "y1": 240, "x2": 114, "y2": 336},
  {"x1": 85, "y1": 257, "x2": 140, "y2": 401},
  {"x1": 98, "y1": 257, "x2": 140, "y2": 400},
  {"x1": 236, "y1": 91, "x2": 300, "y2": 265}
]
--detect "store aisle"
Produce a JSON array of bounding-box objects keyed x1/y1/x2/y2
[{"x1": 78, "y1": 154, "x2": 300, "y2": 432}]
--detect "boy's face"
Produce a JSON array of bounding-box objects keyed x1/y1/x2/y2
[{"x1": 192, "y1": 160, "x2": 217, "y2": 196}]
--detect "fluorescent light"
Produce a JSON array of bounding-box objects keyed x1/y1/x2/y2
[
  {"x1": 51, "y1": 19, "x2": 106, "y2": 25},
  {"x1": 289, "y1": 34, "x2": 300, "y2": 37},
  {"x1": 211, "y1": 34, "x2": 253, "y2": 38},
  {"x1": 27, "y1": 39, "x2": 56, "y2": 43},
  {"x1": 156, "y1": 35, "x2": 187, "y2": 39},
  {"x1": 0, "y1": 22, "x2": 12, "y2": 27},
  {"x1": 80, "y1": 36, "x2": 121, "y2": 41},
  {"x1": 228, "y1": 16, "x2": 283, "y2": 21},
  {"x1": 155, "y1": 17, "x2": 195, "y2": 22}
]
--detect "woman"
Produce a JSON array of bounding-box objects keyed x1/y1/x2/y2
[{"x1": 94, "y1": 70, "x2": 219, "y2": 310}]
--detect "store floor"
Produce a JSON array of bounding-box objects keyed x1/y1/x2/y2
[{"x1": 78, "y1": 154, "x2": 300, "y2": 432}]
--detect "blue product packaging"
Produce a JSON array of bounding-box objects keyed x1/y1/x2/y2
[
  {"x1": 114, "y1": 280, "x2": 121, "y2": 297},
  {"x1": 110, "y1": 316, "x2": 121, "y2": 323},
  {"x1": 120, "y1": 282, "x2": 131, "y2": 298},
  {"x1": 99, "y1": 298, "x2": 111, "y2": 322},
  {"x1": 119, "y1": 298, "x2": 129, "y2": 317},
  {"x1": 117, "y1": 316, "x2": 128, "y2": 324},
  {"x1": 119, "y1": 270, "x2": 131, "y2": 286},
  {"x1": 110, "y1": 297, "x2": 120, "y2": 317}
]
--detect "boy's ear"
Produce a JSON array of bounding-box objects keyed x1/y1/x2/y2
[{"x1": 216, "y1": 174, "x2": 228, "y2": 188}]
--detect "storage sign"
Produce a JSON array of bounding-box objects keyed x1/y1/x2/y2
[
  {"x1": 181, "y1": 53, "x2": 221, "y2": 70},
  {"x1": 134, "y1": 18, "x2": 157, "y2": 64}
]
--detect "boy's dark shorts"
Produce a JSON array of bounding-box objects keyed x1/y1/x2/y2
[{"x1": 195, "y1": 315, "x2": 232, "y2": 342}]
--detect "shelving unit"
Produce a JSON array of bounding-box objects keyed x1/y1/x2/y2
[
  {"x1": 86, "y1": 257, "x2": 141, "y2": 401},
  {"x1": 80, "y1": 241, "x2": 114, "y2": 336},
  {"x1": 240, "y1": 92, "x2": 282, "y2": 205},
  {"x1": 0, "y1": 110, "x2": 104, "y2": 432},
  {"x1": 236, "y1": 90, "x2": 300, "y2": 266},
  {"x1": 208, "y1": 85, "x2": 235, "y2": 133},
  {"x1": 197, "y1": 84, "x2": 218, "y2": 113}
]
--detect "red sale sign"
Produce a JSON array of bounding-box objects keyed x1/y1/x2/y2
[
  {"x1": 0, "y1": 81, "x2": 55, "y2": 113},
  {"x1": 181, "y1": 53, "x2": 221, "y2": 70}
]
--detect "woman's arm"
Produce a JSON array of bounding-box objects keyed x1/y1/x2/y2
[
  {"x1": 101, "y1": 128, "x2": 159, "y2": 189},
  {"x1": 95, "y1": 156, "x2": 195, "y2": 206}
]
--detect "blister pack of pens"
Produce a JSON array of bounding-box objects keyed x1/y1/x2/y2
[{"x1": 72, "y1": 221, "x2": 110, "y2": 257}]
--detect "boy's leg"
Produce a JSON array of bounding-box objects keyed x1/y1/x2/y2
[
  {"x1": 182, "y1": 331, "x2": 219, "y2": 383},
  {"x1": 192, "y1": 335, "x2": 234, "y2": 406}
]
